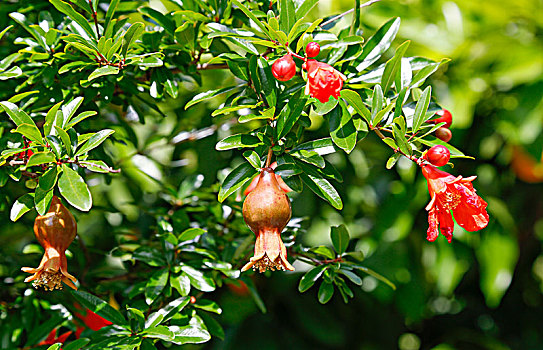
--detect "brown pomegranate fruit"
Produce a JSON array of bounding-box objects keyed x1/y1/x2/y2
[
  {"x1": 21, "y1": 195, "x2": 78, "y2": 290},
  {"x1": 241, "y1": 167, "x2": 294, "y2": 273}
]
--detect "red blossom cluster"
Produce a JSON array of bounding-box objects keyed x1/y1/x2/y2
[{"x1": 271, "y1": 42, "x2": 346, "y2": 103}]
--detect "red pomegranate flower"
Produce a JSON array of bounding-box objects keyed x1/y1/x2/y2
[
  {"x1": 303, "y1": 59, "x2": 346, "y2": 103},
  {"x1": 21, "y1": 196, "x2": 78, "y2": 290},
  {"x1": 421, "y1": 164, "x2": 489, "y2": 243}
]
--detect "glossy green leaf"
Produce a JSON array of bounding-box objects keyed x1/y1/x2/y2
[
  {"x1": 50, "y1": 0, "x2": 97, "y2": 39},
  {"x1": 412, "y1": 86, "x2": 432, "y2": 133},
  {"x1": 328, "y1": 102, "x2": 357, "y2": 154},
  {"x1": 318, "y1": 281, "x2": 334, "y2": 304},
  {"x1": 218, "y1": 162, "x2": 258, "y2": 202},
  {"x1": 279, "y1": 0, "x2": 296, "y2": 33},
  {"x1": 215, "y1": 134, "x2": 262, "y2": 151},
  {"x1": 121, "y1": 22, "x2": 144, "y2": 58},
  {"x1": 145, "y1": 269, "x2": 169, "y2": 305},
  {"x1": 356, "y1": 17, "x2": 401, "y2": 71},
  {"x1": 299, "y1": 265, "x2": 328, "y2": 292},
  {"x1": 88, "y1": 66, "x2": 119, "y2": 81},
  {"x1": 330, "y1": 224, "x2": 350, "y2": 254},
  {"x1": 58, "y1": 164, "x2": 92, "y2": 211},
  {"x1": 10, "y1": 193, "x2": 34, "y2": 222},
  {"x1": 380, "y1": 40, "x2": 410, "y2": 94},
  {"x1": 75, "y1": 129, "x2": 115, "y2": 156},
  {"x1": 180, "y1": 265, "x2": 216, "y2": 292},
  {"x1": 341, "y1": 89, "x2": 371, "y2": 123},
  {"x1": 71, "y1": 290, "x2": 128, "y2": 325}
]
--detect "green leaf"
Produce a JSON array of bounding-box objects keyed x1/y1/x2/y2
[
  {"x1": 71, "y1": 290, "x2": 128, "y2": 325},
  {"x1": 62, "y1": 339, "x2": 90, "y2": 350},
  {"x1": 218, "y1": 162, "x2": 258, "y2": 202},
  {"x1": 279, "y1": 0, "x2": 296, "y2": 33},
  {"x1": 371, "y1": 85, "x2": 384, "y2": 126},
  {"x1": 58, "y1": 164, "x2": 92, "y2": 211},
  {"x1": 180, "y1": 265, "x2": 216, "y2": 292},
  {"x1": 34, "y1": 187, "x2": 53, "y2": 216},
  {"x1": 340, "y1": 269, "x2": 363, "y2": 285},
  {"x1": 243, "y1": 150, "x2": 262, "y2": 169},
  {"x1": 410, "y1": 58, "x2": 450, "y2": 88},
  {"x1": 141, "y1": 326, "x2": 174, "y2": 341},
  {"x1": 169, "y1": 316, "x2": 211, "y2": 345},
  {"x1": 351, "y1": 264, "x2": 396, "y2": 290},
  {"x1": 104, "y1": 0, "x2": 120, "y2": 36},
  {"x1": 257, "y1": 57, "x2": 277, "y2": 107},
  {"x1": 26, "y1": 152, "x2": 56, "y2": 168},
  {"x1": 215, "y1": 134, "x2": 262, "y2": 151},
  {"x1": 241, "y1": 275, "x2": 267, "y2": 313},
  {"x1": 88, "y1": 66, "x2": 119, "y2": 81},
  {"x1": 295, "y1": 0, "x2": 318, "y2": 20},
  {"x1": 185, "y1": 86, "x2": 238, "y2": 109},
  {"x1": 231, "y1": 0, "x2": 270, "y2": 38},
  {"x1": 380, "y1": 40, "x2": 410, "y2": 94},
  {"x1": 139, "y1": 7, "x2": 175, "y2": 36},
  {"x1": 46, "y1": 344, "x2": 61, "y2": 350},
  {"x1": 356, "y1": 17, "x2": 401, "y2": 71},
  {"x1": 66, "y1": 111, "x2": 97, "y2": 129},
  {"x1": 0, "y1": 25, "x2": 13, "y2": 40},
  {"x1": 146, "y1": 296, "x2": 190, "y2": 329},
  {"x1": 54, "y1": 126, "x2": 72, "y2": 156},
  {"x1": 50, "y1": 0, "x2": 97, "y2": 40},
  {"x1": 310, "y1": 245, "x2": 336, "y2": 259},
  {"x1": 318, "y1": 281, "x2": 334, "y2": 304},
  {"x1": 277, "y1": 90, "x2": 308, "y2": 139},
  {"x1": 330, "y1": 224, "x2": 350, "y2": 254},
  {"x1": 170, "y1": 273, "x2": 191, "y2": 296},
  {"x1": 7, "y1": 91, "x2": 39, "y2": 103},
  {"x1": 14, "y1": 124, "x2": 44, "y2": 145},
  {"x1": 328, "y1": 102, "x2": 357, "y2": 154},
  {"x1": 298, "y1": 162, "x2": 343, "y2": 209},
  {"x1": 10, "y1": 193, "x2": 34, "y2": 221},
  {"x1": 340, "y1": 89, "x2": 371, "y2": 123},
  {"x1": 412, "y1": 86, "x2": 432, "y2": 133},
  {"x1": 178, "y1": 227, "x2": 205, "y2": 241},
  {"x1": 145, "y1": 269, "x2": 169, "y2": 305},
  {"x1": 299, "y1": 265, "x2": 327, "y2": 292},
  {"x1": 386, "y1": 153, "x2": 401, "y2": 169},
  {"x1": 291, "y1": 138, "x2": 338, "y2": 156},
  {"x1": 0, "y1": 101, "x2": 35, "y2": 126},
  {"x1": 75, "y1": 129, "x2": 115, "y2": 156},
  {"x1": 0, "y1": 66, "x2": 22, "y2": 80},
  {"x1": 121, "y1": 22, "x2": 144, "y2": 58},
  {"x1": 193, "y1": 299, "x2": 222, "y2": 314}
]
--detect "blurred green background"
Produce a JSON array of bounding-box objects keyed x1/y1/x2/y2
[{"x1": 1, "y1": 0, "x2": 542, "y2": 349}]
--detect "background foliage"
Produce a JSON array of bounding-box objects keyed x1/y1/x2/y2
[{"x1": 0, "y1": 0, "x2": 542, "y2": 349}]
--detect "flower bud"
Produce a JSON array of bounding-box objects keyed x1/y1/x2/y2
[
  {"x1": 271, "y1": 54, "x2": 296, "y2": 82},
  {"x1": 427, "y1": 109, "x2": 452, "y2": 128},
  {"x1": 435, "y1": 127, "x2": 452, "y2": 143},
  {"x1": 305, "y1": 42, "x2": 320, "y2": 58},
  {"x1": 302, "y1": 59, "x2": 346, "y2": 103},
  {"x1": 424, "y1": 145, "x2": 450, "y2": 167},
  {"x1": 241, "y1": 167, "x2": 294, "y2": 273}
]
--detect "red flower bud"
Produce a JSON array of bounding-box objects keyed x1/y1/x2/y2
[
  {"x1": 302, "y1": 59, "x2": 346, "y2": 103},
  {"x1": 427, "y1": 109, "x2": 452, "y2": 128},
  {"x1": 241, "y1": 168, "x2": 294, "y2": 273},
  {"x1": 21, "y1": 196, "x2": 78, "y2": 291},
  {"x1": 305, "y1": 42, "x2": 320, "y2": 58},
  {"x1": 271, "y1": 54, "x2": 296, "y2": 82},
  {"x1": 435, "y1": 127, "x2": 452, "y2": 142},
  {"x1": 424, "y1": 145, "x2": 450, "y2": 167}
]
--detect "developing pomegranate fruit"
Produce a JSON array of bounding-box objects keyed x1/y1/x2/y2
[
  {"x1": 435, "y1": 127, "x2": 452, "y2": 142},
  {"x1": 305, "y1": 42, "x2": 320, "y2": 58},
  {"x1": 424, "y1": 145, "x2": 451, "y2": 167},
  {"x1": 241, "y1": 167, "x2": 294, "y2": 273},
  {"x1": 271, "y1": 54, "x2": 296, "y2": 82},
  {"x1": 21, "y1": 195, "x2": 78, "y2": 290}
]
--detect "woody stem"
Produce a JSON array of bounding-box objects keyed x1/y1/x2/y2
[{"x1": 265, "y1": 147, "x2": 273, "y2": 168}]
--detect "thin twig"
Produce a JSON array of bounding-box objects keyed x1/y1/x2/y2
[
  {"x1": 88, "y1": 0, "x2": 101, "y2": 39},
  {"x1": 321, "y1": 0, "x2": 383, "y2": 28}
]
